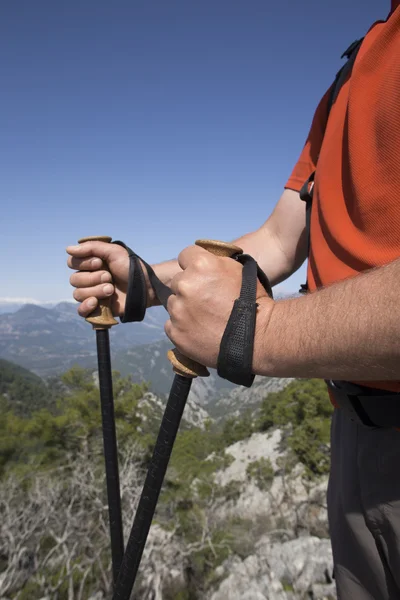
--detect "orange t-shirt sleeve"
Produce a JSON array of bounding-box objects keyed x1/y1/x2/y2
[{"x1": 285, "y1": 87, "x2": 332, "y2": 192}]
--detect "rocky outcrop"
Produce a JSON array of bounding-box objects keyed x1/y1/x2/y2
[
  {"x1": 209, "y1": 536, "x2": 335, "y2": 600},
  {"x1": 215, "y1": 431, "x2": 329, "y2": 534},
  {"x1": 216, "y1": 429, "x2": 285, "y2": 485},
  {"x1": 209, "y1": 430, "x2": 334, "y2": 599},
  {"x1": 131, "y1": 428, "x2": 334, "y2": 599}
]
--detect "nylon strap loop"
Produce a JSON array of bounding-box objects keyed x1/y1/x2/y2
[
  {"x1": 112, "y1": 241, "x2": 172, "y2": 322},
  {"x1": 112, "y1": 241, "x2": 147, "y2": 323},
  {"x1": 217, "y1": 254, "x2": 272, "y2": 388}
]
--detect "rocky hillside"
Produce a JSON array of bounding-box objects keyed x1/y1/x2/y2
[
  {"x1": 132, "y1": 424, "x2": 334, "y2": 600},
  {"x1": 203, "y1": 374, "x2": 294, "y2": 420},
  {"x1": 138, "y1": 390, "x2": 211, "y2": 431},
  {"x1": 208, "y1": 431, "x2": 334, "y2": 599},
  {"x1": 0, "y1": 374, "x2": 335, "y2": 599},
  {"x1": 0, "y1": 352, "x2": 290, "y2": 436},
  {"x1": 114, "y1": 337, "x2": 236, "y2": 399}
]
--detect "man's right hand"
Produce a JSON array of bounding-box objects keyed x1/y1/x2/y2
[{"x1": 66, "y1": 241, "x2": 133, "y2": 318}]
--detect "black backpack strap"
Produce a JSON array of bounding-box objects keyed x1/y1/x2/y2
[
  {"x1": 328, "y1": 37, "x2": 364, "y2": 110},
  {"x1": 298, "y1": 172, "x2": 315, "y2": 294},
  {"x1": 299, "y1": 171, "x2": 315, "y2": 204},
  {"x1": 298, "y1": 37, "x2": 364, "y2": 294},
  {"x1": 217, "y1": 254, "x2": 273, "y2": 387}
]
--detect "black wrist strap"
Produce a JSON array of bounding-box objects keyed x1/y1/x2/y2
[
  {"x1": 112, "y1": 241, "x2": 172, "y2": 322},
  {"x1": 217, "y1": 254, "x2": 272, "y2": 387}
]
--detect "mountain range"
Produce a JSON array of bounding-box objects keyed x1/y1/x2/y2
[
  {"x1": 0, "y1": 302, "x2": 167, "y2": 377},
  {"x1": 0, "y1": 301, "x2": 293, "y2": 416}
]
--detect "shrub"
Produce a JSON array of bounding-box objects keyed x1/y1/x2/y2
[{"x1": 246, "y1": 457, "x2": 274, "y2": 490}]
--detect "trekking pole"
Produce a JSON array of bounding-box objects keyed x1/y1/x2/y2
[
  {"x1": 78, "y1": 235, "x2": 124, "y2": 586},
  {"x1": 112, "y1": 239, "x2": 242, "y2": 600}
]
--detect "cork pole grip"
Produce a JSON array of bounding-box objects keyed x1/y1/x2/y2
[
  {"x1": 167, "y1": 239, "x2": 243, "y2": 378},
  {"x1": 78, "y1": 236, "x2": 119, "y2": 329}
]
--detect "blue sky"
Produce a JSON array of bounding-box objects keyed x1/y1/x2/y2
[{"x1": 1, "y1": 0, "x2": 387, "y2": 304}]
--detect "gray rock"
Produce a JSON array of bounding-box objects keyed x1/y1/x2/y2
[
  {"x1": 258, "y1": 536, "x2": 333, "y2": 593},
  {"x1": 210, "y1": 536, "x2": 334, "y2": 600}
]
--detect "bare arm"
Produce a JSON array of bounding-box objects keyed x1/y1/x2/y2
[
  {"x1": 150, "y1": 189, "x2": 307, "y2": 304},
  {"x1": 234, "y1": 188, "x2": 308, "y2": 286},
  {"x1": 254, "y1": 257, "x2": 400, "y2": 381}
]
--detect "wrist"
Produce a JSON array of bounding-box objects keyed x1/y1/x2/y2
[
  {"x1": 147, "y1": 259, "x2": 183, "y2": 308},
  {"x1": 252, "y1": 297, "x2": 276, "y2": 377}
]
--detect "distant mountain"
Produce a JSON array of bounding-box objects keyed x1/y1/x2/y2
[
  {"x1": 205, "y1": 374, "x2": 294, "y2": 420},
  {"x1": 137, "y1": 390, "x2": 211, "y2": 431},
  {"x1": 0, "y1": 300, "x2": 65, "y2": 314},
  {"x1": 113, "y1": 337, "x2": 292, "y2": 415},
  {"x1": 0, "y1": 302, "x2": 167, "y2": 377},
  {"x1": 0, "y1": 300, "x2": 294, "y2": 417},
  {"x1": 113, "y1": 337, "x2": 236, "y2": 401}
]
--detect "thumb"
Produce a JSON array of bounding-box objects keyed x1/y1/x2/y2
[{"x1": 66, "y1": 241, "x2": 125, "y2": 262}]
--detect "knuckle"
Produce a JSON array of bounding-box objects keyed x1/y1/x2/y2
[
  {"x1": 164, "y1": 319, "x2": 172, "y2": 339},
  {"x1": 69, "y1": 257, "x2": 82, "y2": 271},
  {"x1": 90, "y1": 272, "x2": 100, "y2": 286},
  {"x1": 176, "y1": 278, "x2": 190, "y2": 296},
  {"x1": 77, "y1": 305, "x2": 88, "y2": 317},
  {"x1": 73, "y1": 289, "x2": 82, "y2": 302},
  {"x1": 166, "y1": 294, "x2": 175, "y2": 315},
  {"x1": 99, "y1": 270, "x2": 111, "y2": 284},
  {"x1": 177, "y1": 247, "x2": 190, "y2": 265},
  {"x1": 193, "y1": 256, "x2": 209, "y2": 271}
]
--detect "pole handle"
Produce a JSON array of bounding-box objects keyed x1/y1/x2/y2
[
  {"x1": 78, "y1": 236, "x2": 119, "y2": 330},
  {"x1": 167, "y1": 239, "x2": 243, "y2": 378}
]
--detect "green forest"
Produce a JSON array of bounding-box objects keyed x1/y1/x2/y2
[{"x1": 0, "y1": 360, "x2": 332, "y2": 599}]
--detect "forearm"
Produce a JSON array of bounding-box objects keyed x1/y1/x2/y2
[
  {"x1": 150, "y1": 224, "x2": 297, "y2": 306},
  {"x1": 256, "y1": 258, "x2": 400, "y2": 381},
  {"x1": 233, "y1": 225, "x2": 300, "y2": 287},
  {"x1": 151, "y1": 190, "x2": 306, "y2": 304}
]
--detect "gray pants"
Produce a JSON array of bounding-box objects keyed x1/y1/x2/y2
[{"x1": 328, "y1": 408, "x2": 400, "y2": 599}]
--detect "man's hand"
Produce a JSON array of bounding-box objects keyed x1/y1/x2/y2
[
  {"x1": 165, "y1": 245, "x2": 274, "y2": 370},
  {"x1": 66, "y1": 241, "x2": 130, "y2": 317}
]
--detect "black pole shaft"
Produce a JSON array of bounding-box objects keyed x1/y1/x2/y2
[
  {"x1": 96, "y1": 328, "x2": 125, "y2": 585},
  {"x1": 112, "y1": 373, "x2": 192, "y2": 600}
]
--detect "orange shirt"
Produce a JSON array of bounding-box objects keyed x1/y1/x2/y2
[{"x1": 285, "y1": 3, "x2": 400, "y2": 393}]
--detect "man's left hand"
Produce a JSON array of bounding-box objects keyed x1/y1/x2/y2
[{"x1": 165, "y1": 245, "x2": 274, "y2": 370}]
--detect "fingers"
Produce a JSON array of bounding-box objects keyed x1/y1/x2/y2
[
  {"x1": 73, "y1": 283, "x2": 115, "y2": 303},
  {"x1": 69, "y1": 270, "x2": 112, "y2": 288},
  {"x1": 67, "y1": 255, "x2": 103, "y2": 271},
  {"x1": 67, "y1": 241, "x2": 125, "y2": 318},
  {"x1": 77, "y1": 297, "x2": 98, "y2": 318},
  {"x1": 66, "y1": 241, "x2": 125, "y2": 271},
  {"x1": 66, "y1": 240, "x2": 116, "y2": 262},
  {"x1": 177, "y1": 245, "x2": 214, "y2": 271},
  {"x1": 169, "y1": 271, "x2": 189, "y2": 296}
]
